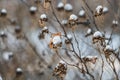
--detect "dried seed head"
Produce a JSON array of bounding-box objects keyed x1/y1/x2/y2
[
  {"x1": 61, "y1": 20, "x2": 68, "y2": 25},
  {"x1": 40, "y1": 14, "x2": 48, "y2": 21},
  {"x1": 29, "y1": 6, "x2": 37, "y2": 14},
  {"x1": 69, "y1": 14, "x2": 78, "y2": 21},
  {"x1": 78, "y1": 10, "x2": 85, "y2": 17},
  {"x1": 65, "y1": 34, "x2": 72, "y2": 44},
  {"x1": 95, "y1": 5, "x2": 103, "y2": 16},
  {"x1": 93, "y1": 31, "x2": 103, "y2": 38},
  {"x1": 42, "y1": 26, "x2": 49, "y2": 33},
  {"x1": 16, "y1": 68, "x2": 23, "y2": 75},
  {"x1": 87, "y1": 28, "x2": 92, "y2": 34},
  {"x1": 2, "y1": 52, "x2": 13, "y2": 61},
  {"x1": 64, "y1": 3, "x2": 73, "y2": 11},
  {"x1": 1, "y1": 8, "x2": 7, "y2": 16},
  {"x1": 103, "y1": 7, "x2": 108, "y2": 13},
  {"x1": 96, "y1": 5, "x2": 103, "y2": 14},
  {"x1": 15, "y1": 26, "x2": 21, "y2": 33},
  {"x1": 104, "y1": 45, "x2": 113, "y2": 52},
  {"x1": 112, "y1": 20, "x2": 118, "y2": 26},
  {"x1": 52, "y1": 36, "x2": 62, "y2": 46},
  {"x1": 0, "y1": 31, "x2": 7, "y2": 38},
  {"x1": 82, "y1": 56, "x2": 97, "y2": 64},
  {"x1": 57, "y1": 2, "x2": 64, "y2": 10}
]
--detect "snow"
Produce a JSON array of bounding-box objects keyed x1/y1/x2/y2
[
  {"x1": 42, "y1": 26, "x2": 48, "y2": 31},
  {"x1": 61, "y1": 20, "x2": 68, "y2": 25},
  {"x1": 96, "y1": 5, "x2": 103, "y2": 14},
  {"x1": 2, "y1": 52, "x2": 13, "y2": 61},
  {"x1": 57, "y1": 2, "x2": 64, "y2": 9},
  {"x1": 0, "y1": 76, "x2": 2, "y2": 80},
  {"x1": 103, "y1": 7, "x2": 108, "y2": 13},
  {"x1": 105, "y1": 45, "x2": 113, "y2": 51},
  {"x1": 40, "y1": 14, "x2": 47, "y2": 19},
  {"x1": 69, "y1": 14, "x2": 78, "y2": 21},
  {"x1": 52, "y1": 36, "x2": 62, "y2": 45},
  {"x1": 112, "y1": 20, "x2": 118, "y2": 25},
  {"x1": 64, "y1": 3, "x2": 73, "y2": 11},
  {"x1": 67, "y1": 34, "x2": 72, "y2": 40},
  {"x1": 87, "y1": 28, "x2": 92, "y2": 34},
  {"x1": 30, "y1": 6, "x2": 37, "y2": 11},
  {"x1": 78, "y1": 10, "x2": 85, "y2": 17},
  {"x1": 93, "y1": 31, "x2": 103, "y2": 38},
  {"x1": 59, "y1": 60, "x2": 67, "y2": 68},
  {"x1": 60, "y1": 60, "x2": 66, "y2": 64},
  {"x1": 16, "y1": 68, "x2": 23, "y2": 72},
  {"x1": 1, "y1": 8, "x2": 7, "y2": 14},
  {"x1": 82, "y1": 55, "x2": 97, "y2": 59}
]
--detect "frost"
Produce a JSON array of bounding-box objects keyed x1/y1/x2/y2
[
  {"x1": 40, "y1": 14, "x2": 47, "y2": 19},
  {"x1": 103, "y1": 7, "x2": 108, "y2": 13},
  {"x1": 69, "y1": 14, "x2": 78, "y2": 21},
  {"x1": 52, "y1": 36, "x2": 62, "y2": 45},
  {"x1": 93, "y1": 31, "x2": 103, "y2": 38},
  {"x1": 64, "y1": 3, "x2": 73, "y2": 11},
  {"x1": 96, "y1": 5, "x2": 103, "y2": 14},
  {"x1": 78, "y1": 10, "x2": 85, "y2": 17},
  {"x1": 2, "y1": 52, "x2": 13, "y2": 61},
  {"x1": 30, "y1": 6, "x2": 37, "y2": 12},
  {"x1": 57, "y1": 2, "x2": 64, "y2": 9}
]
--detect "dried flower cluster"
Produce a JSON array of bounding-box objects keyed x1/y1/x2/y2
[
  {"x1": 49, "y1": 32, "x2": 62, "y2": 48},
  {"x1": 53, "y1": 60, "x2": 67, "y2": 79}
]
